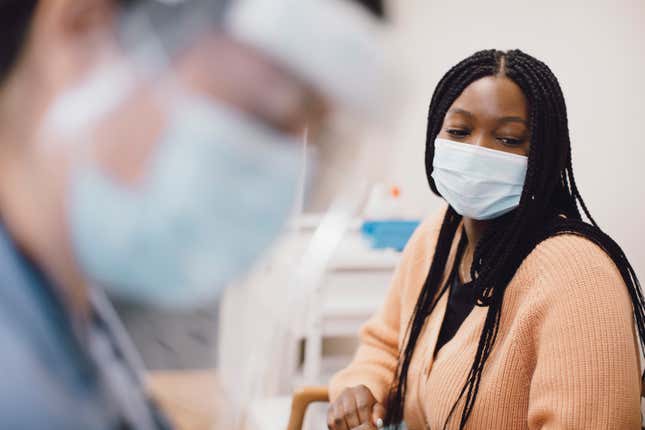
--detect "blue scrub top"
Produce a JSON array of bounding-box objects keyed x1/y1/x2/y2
[{"x1": 0, "y1": 224, "x2": 172, "y2": 430}]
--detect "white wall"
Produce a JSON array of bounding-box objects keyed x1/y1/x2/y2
[{"x1": 386, "y1": 0, "x2": 645, "y2": 277}]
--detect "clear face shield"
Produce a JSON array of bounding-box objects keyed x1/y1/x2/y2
[
  {"x1": 39, "y1": 0, "x2": 403, "y2": 415},
  {"x1": 41, "y1": 0, "x2": 400, "y2": 307},
  {"x1": 220, "y1": 1, "x2": 405, "y2": 416}
]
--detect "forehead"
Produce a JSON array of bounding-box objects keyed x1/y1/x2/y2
[{"x1": 448, "y1": 76, "x2": 528, "y2": 120}]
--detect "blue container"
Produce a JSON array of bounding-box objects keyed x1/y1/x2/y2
[{"x1": 361, "y1": 220, "x2": 420, "y2": 252}]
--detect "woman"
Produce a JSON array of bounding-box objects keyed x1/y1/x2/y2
[{"x1": 327, "y1": 49, "x2": 643, "y2": 429}]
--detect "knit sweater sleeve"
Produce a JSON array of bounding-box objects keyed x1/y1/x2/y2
[
  {"x1": 526, "y1": 234, "x2": 642, "y2": 429},
  {"x1": 328, "y1": 209, "x2": 444, "y2": 404}
]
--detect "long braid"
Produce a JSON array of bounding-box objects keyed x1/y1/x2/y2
[
  {"x1": 385, "y1": 49, "x2": 645, "y2": 430},
  {"x1": 444, "y1": 53, "x2": 555, "y2": 424},
  {"x1": 386, "y1": 51, "x2": 501, "y2": 426},
  {"x1": 386, "y1": 206, "x2": 462, "y2": 426},
  {"x1": 449, "y1": 51, "x2": 586, "y2": 428}
]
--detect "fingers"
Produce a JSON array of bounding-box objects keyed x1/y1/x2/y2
[
  {"x1": 327, "y1": 403, "x2": 335, "y2": 430},
  {"x1": 372, "y1": 403, "x2": 386, "y2": 427},
  {"x1": 351, "y1": 424, "x2": 376, "y2": 430},
  {"x1": 327, "y1": 385, "x2": 378, "y2": 430},
  {"x1": 327, "y1": 400, "x2": 349, "y2": 430},
  {"x1": 354, "y1": 385, "x2": 376, "y2": 424},
  {"x1": 342, "y1": 391, "x2": 361, "y2": 429}
]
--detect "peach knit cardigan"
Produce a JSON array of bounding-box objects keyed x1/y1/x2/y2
[{"x1": 330, "y1": 208, "x2": 642, "y2": 429}]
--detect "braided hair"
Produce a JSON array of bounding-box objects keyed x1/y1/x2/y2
[{"x1": 385, "y1": 49, "x2": 645, "y2": 429}]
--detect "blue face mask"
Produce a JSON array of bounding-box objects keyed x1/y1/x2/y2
[
  {"x1": 68, "y1": 97, "x2": 303, "y2": 308},
  {"x1": 431, "y1": 138, "x2": 528, "y2": 220}
]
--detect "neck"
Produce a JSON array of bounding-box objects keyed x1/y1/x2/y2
[
  {"x1": 460, "y1": 217, "x2": 490, "y2": 282},
  {"x1": 463, "y1": 217, "x2": 489, "y2": 249},
  {"x1": 0, "y1": 77, "x2": 90, "y2": 319}
]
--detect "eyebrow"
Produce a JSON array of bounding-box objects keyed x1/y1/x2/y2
[
  {"x1": 499, "y1": 116, "x2": 528, "y2": 125},
  {"x1": 447, "y1": 108, "x2": 528, "y2": 125},
  {"x1": 447, "y1": 108, "x2": 474, "y2": 119}
]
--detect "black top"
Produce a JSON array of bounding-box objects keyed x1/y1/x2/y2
[
  {"x1": 434, "y1": 233, "x2": 481, "y2": 356},
  {"x1": 435, "y1": 273, "x2": 480, "y2": 355}
]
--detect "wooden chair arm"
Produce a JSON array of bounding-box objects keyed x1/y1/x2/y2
[{"x1": 287, "y1": 386, "x2": 330, "y2": 430}]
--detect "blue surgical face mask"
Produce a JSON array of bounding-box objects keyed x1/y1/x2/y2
[
  {"x1": 431, "y1": 138, "x2": 528, "y2": 220},
  {"x1": 68, "y1": 97, "x2": 303, "y2": 308}
]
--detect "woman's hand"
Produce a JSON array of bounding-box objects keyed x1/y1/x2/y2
[{"x1": 327, "y1": 385, "x2": 385, "y2": 430}]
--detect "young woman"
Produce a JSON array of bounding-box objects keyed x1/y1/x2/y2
[{"x1": 327, "y1": 49, "x2": 643, "y2": 429}]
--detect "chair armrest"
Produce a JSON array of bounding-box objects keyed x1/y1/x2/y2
[{"x1": 287, "y1": 386, "x2": 330, "y2": 430}]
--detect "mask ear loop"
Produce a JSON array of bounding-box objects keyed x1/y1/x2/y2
[{"x1": 292, "y1": 126, "x2": 310, "y2": 218}]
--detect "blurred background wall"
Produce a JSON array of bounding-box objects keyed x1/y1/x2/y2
[{"x1": 385, "y1": 0, "x2": 645, "y2": 276}]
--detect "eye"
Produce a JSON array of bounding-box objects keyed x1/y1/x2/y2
[
  {"x1": 447, "y1": 128, "x2": 470, "y2": 138},
  {"x1": 497, "y1": 137, "x2": 524, "y2": 146}
]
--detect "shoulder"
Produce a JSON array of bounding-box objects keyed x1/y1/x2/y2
[
  {"x1": 389, "y1": 204, "x2": 451, "y2": 298},
  {"x1": 0, "y1": 314, "x2": 77, "y2": 428},
  {"x1": 526, "y1": 233, "x2": 621, "y2": 283},
  {"x1": 407, "y1": 203, "x2": 450, "y2": 253},
  {"x1": 393, "y1": 203, "x2": 451, "y2": 277},
  {"x1": 519, "y1": 233, "x2": 631, "y2": 314}
]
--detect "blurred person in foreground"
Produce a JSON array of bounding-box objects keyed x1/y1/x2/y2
[{"x1": 0, "y1": 0, "x2": 349, "y2": 428}]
